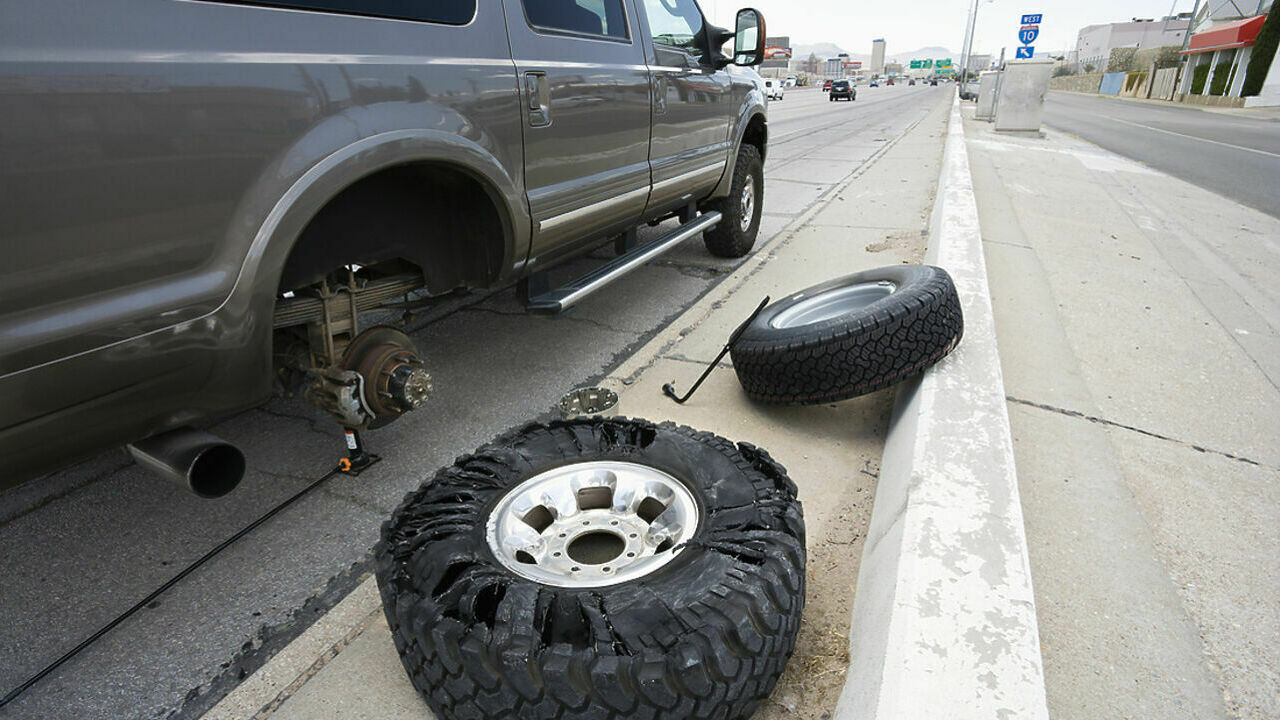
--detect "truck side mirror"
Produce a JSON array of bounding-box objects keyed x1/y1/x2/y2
[{"x1": 732, "y1": 9, "x2": 766, "y2": 66}]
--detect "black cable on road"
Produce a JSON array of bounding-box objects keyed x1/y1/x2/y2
[{"x1": 0, "y1": 464, "x2": 346, "y2": 710}]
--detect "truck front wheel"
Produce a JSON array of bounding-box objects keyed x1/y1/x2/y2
[{"x1": 702, "y1": 145, "x2": 763, "y2": 258}]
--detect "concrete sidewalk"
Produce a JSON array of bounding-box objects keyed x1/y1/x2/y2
[
  {"x1": 965, "y1": 107, "x2": 1280, "y2": 719},
  {"x1": 206, "y1": 95, "x2": 959, "y2": 720}
]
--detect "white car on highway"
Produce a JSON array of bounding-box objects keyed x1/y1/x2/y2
[{"x1": 764, "y1": 78, "x2": 784, "y2": 101}]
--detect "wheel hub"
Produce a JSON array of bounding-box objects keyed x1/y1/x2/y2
[
  {"x1": 769, "y1": 280, "x2": 897, "y2": 329},
  {"x1": 739, "y1": 175, "x2": 756, "y2": 233},
  {"x1": 486, "y1": 461, "x2": 699, "y2": 587}
]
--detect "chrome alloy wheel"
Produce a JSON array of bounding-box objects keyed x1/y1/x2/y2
[
  {"x1": 739, "y1": 174, "x2": 756, "y2": 233},
  {"x1": 485, "y1": 461, "x2": 700, "y2": 588}
]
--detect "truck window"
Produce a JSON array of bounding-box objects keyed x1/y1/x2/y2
[
  {"x1": 523, "y1": 0, "x2": 629, "y2": 39},
  {"x1": 641, "y1": 0, "x2": 703, "y2": 53},
  {"x1": 214, "y1": 0, "x2": 476, "y2": 25}
]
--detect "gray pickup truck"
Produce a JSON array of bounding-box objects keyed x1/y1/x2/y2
[{"x1": 0, "y1": 0, "x2": 769, "y2": 493}]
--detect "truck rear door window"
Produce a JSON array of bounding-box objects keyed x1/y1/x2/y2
[
  {"x1": 213, "y1": 0, "x2": 476, "y2": 25},
  {"x1": 522, "y1": 0, "x2": 629, "y2": 39}
]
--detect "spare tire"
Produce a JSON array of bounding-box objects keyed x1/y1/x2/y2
[
  {"x1": 730, "y1": 264, "x2": 963, "y2": 404},
  {"x1": 375, "y1": 417, "x2": 805, "y2": 720}
]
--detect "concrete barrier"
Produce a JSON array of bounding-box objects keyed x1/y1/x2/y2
[{"x1": 833, "y1": 96, "x2": 1049, "y2": 720}]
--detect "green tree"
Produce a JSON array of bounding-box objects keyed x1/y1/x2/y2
[
  {"x1": 1242, "y1": 3, "x2": 1280, "y2": 96},
  {"x1": 1084, "y1": 63, "x2": 1097, "y2": 73}
]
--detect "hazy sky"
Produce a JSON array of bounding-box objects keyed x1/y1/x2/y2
[{"x1": 700, "y1": 0, "x2": 1206, "y2": 58}]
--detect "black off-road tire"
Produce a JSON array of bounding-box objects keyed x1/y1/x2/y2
[
  {"x1": 730, "y1": 264, "x2": 963, "y2": 404},
  {"x1": 375, "y1": 417, "x2": 806, "y2": 720},
  {"x1": 701, "y1": 145, "x2": 763, "y2": 258}
]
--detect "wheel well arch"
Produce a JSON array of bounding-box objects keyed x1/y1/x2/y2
[
  {"x1": 742, "y1": 112, "x2": 768, "y2": 162},
  {"x1": 276, "y1": 161, "x2": 512, "y2": 294}
]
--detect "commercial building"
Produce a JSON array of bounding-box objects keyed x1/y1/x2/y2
[
  {"x1": 1074, "y1": 15, "x2": 1191, "y2": 72},
  {"x1": 1176, "y1": 1, "x2": 1275, "y2": 103},
  {"x1": 1179, "y1": 9, "x2": 1274, "y2": 100},
  {"x1": 871, "y1": 39, "x2": 886, "y2": 76}
]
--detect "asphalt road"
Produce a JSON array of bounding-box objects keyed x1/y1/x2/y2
[
  {"x1": 1043, "y1": 92, "x2": 1280, "y2": 219},
  {"x1": 0, "y1": 83, "x2": 949, "y2": 720}
]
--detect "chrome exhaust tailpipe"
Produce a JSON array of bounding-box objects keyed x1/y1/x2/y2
[{"x1": 128, "y1": 428, "x2": 246, "y2": 498}]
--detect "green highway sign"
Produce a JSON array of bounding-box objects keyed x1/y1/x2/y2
[
  {"x1": 936, "y1": 58, "x2": 953, "y2": 68},
  {"x1": 924, "y1": 59, "x2": 934, "y2": 68},
  {"x1": 910, "y1": 60, "x2": 921, "y2": 69}
]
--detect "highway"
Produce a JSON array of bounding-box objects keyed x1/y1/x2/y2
[
  {"x1": 1044, "y1": 92, "x2": 1280, "y2": 219},
  {"x1": 0, "y1": 83, "x2": 950, "y2": 719}
]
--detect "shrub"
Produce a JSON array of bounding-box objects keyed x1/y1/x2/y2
[
  {"x1": 1243, "y1": 3, "x2": 1280, "y2": 96},
  {"x1": 1191, "y1": 63, "x2": 1210, "y2": 94},
  {"x1": 1209, "y1": 61, "x2": 1235, "y2": 95},
  {"x1": 1108, "y1": 47, "x2": 1138, "y2": 72}
]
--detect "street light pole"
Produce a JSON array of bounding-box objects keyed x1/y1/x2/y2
[{"x1": 960, "y1": 0, "x2": 996, "y2": 96}]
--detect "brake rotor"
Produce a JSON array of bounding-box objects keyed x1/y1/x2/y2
[{"x1": 342, "y1": 326, "x2": 432, "y2": 429}]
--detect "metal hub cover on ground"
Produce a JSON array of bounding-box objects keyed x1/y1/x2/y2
[{"x1": 485, "y1": 461, "x2": 699, "y2": 587}]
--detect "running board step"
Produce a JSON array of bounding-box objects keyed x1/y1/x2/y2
[{"x1": 525, "y1": 211, "x2": 721, "y2": 314}]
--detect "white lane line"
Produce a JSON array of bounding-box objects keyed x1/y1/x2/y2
[{"x1": 1107, "y1": 116, "x2": 1280, "y2": 159}]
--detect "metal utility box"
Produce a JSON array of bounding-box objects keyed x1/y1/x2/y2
[
  {"x1": 976, "y1": 70, "x2": 1002, "y2": 121},
  {"x1": 994, "y1": 59, "x2": 1054, "y2": 132}
]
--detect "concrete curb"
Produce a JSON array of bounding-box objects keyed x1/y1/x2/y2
[
  {"x1": 833, "y1": 96, "x2": 1050, "y2": 719},
  {"x1": 204, "y1": 577, "x2": 382, "y2": 719}
]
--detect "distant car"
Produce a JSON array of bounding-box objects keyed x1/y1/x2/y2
[
  {"x1": 829, "y1": 79, "x2": 856, "y2": 101},
  {"x1": 908, "y1": 79, "x2": 916, "y2": 86},
  {"x1": 886, "y1": 78, "x2": 895, "y2": 86},
  {"x1": 869, "y1": 80, "x2": 879, "y2": 87},
  {"x1": 823, "y1": 79, "x2": 833, "y2": 91},
  {"x1": 930, "y1": 79, "x2": 938, "y2": 86},
  {"x1": 763, "y1": 78, "x2": 784, "y2": 100}
]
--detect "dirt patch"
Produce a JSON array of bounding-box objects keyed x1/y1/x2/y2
[
  {"x1": 865, "y1": 230, "x2": 924, "y2": 255},
  {"x1": 754, "y1": 459, "x2": 878, "y2": 720}
]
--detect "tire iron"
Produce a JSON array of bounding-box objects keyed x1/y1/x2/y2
[{"x1": 662, "y1": 296, "x2": 769, "y2": 404}]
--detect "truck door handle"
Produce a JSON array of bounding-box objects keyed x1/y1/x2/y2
[{"x1": 524, "y1": 71, "x2": 550, "y2": 127}]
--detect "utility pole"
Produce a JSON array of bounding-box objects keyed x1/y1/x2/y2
[{"x1": 960, "y1": 0, "x2": 979, "y2": 95}]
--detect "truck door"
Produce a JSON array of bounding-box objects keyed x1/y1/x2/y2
[
  {"x1": 635, "y1": 0, "x2": 732, "y2": 214},
  {"x1": 503, "y1": 0, "x2": 653, "y2": 268}
]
